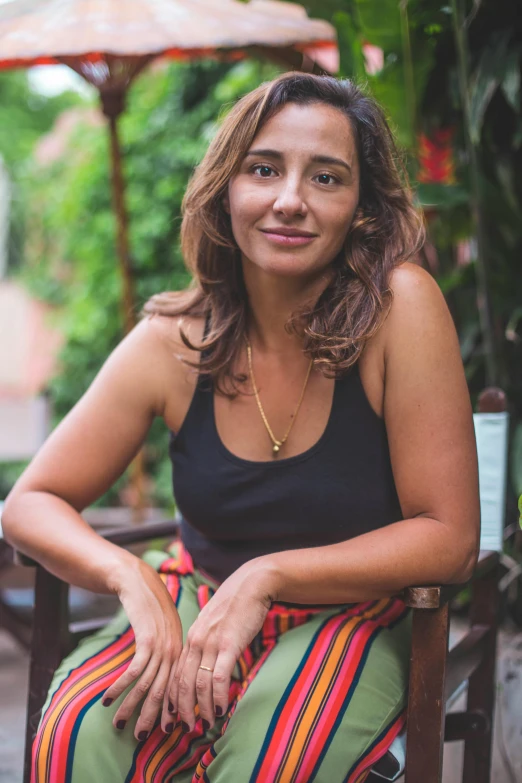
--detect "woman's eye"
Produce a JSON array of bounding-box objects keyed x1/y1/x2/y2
[
  {"x1": 251, "y1": 164, "x2": 275, "y2": 178},
  {"x1": 316, "y1": 173, "x2": 338, "y2": 185}
]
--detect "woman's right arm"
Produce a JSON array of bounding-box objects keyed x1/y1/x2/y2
[
  {"x1": 2, "y1": 314, "x2": 187, "y2": 738},
  {"x1": 2, "y1": 316, "x2": 170, "y2": 592}
]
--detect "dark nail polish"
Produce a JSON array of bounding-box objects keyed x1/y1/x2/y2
[
  {"x1": 165, "y1": 723, "x2": 174, "y2": 733},
  {"x1": 116, "y1": 720, "x2": 126, "y2": 730},
  {"x1": 102, "y1": 698, "x2": 113, "y2": 707},
  {"x1": 202, "y1": 719, "x2": 211, "y2": 731},
  {"x1": 168, "y1": 701, "x2": 175, "y2": 713},
  {"x1": 138, "y1": 731, "x2": 149, "y2": 741},
  {"x1": 181, "y1": 721, "x2": 190, "y2": 733},
  {"x1": 215, "y1": 706, "x2": 223, "y2": 717}
]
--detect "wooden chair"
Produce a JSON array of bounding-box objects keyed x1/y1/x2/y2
[{"x1": 1, "y1": 386, "x2": 514, "y2": 783}]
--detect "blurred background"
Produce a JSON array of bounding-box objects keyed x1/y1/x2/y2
[{"x1": 0, "y1": 1, "x2": 521, "y2": 781}]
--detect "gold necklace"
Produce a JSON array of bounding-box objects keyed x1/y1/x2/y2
[{"x1": 245, "y1": 338, "x2": 313, "y2": 458}]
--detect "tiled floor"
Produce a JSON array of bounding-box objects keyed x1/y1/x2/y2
[{"x1": 1, "y1": 612, "x2": 521, "y2": 782}]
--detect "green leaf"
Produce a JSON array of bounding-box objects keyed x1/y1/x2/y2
[
  {"x1": 416, "y1": 182, "x2": 469, "y2": 210},
  {"x1": 333, "y1": 10, "x2": 366, "y2": 79},
  {"x1": 469, "y1": 31, "x2": 515, "y2": 143},
  {"x1": 354, "y1": 0, "x2": 403, "y2": 51},
  {"x1": 501, "y1": 48, "x2": 521, "y2": 112}
]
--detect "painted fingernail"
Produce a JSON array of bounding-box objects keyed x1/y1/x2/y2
[
  {"x1": 181, "y1": 722, "x2": 190, "y2": 733},
  {"x1": 138, "y1": 731, "x2": 149, "y2": 741},
  {"x1": 202, "y1": 720, "x2": 211, "y2": 731},
  {"x1": 102, "y1": 698, "x2": 113, "y2": 707},
  {"x1": 215, "y1": 706, "x2": 223, "y2": 717},
  {"x1": 165, "y1": 723, "x2": 174, "y2": 733},
  {"x1": 168, "y1": 701, "x2": 175, "y2": 713},
  {"x1": 116, "y1": 720, "x2": 126, "y2": 730}
]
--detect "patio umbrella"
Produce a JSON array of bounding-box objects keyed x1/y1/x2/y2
[{"x1": 0, "y1": 0, "x2": 337, "y2": 336}]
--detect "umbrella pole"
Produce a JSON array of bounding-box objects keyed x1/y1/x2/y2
[
  {"x1": 105, "y1": 102, "x2": 146, "y2": 521},
  {"x1": 107, "y1": 112, "x2": 137, "y2": 337}
]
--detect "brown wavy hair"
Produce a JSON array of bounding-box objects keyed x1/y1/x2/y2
[{"x1": 143, "y1": 71, "x2": 424, "y2": 397}]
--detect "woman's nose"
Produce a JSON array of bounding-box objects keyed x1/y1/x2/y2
[{"x1": 272, "y1": 178, "x2": 307, "y2": 217}]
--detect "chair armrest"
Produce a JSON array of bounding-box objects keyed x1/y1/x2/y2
[
  {"x1": 10, "y1": 518, "x2": 180, "y2": 568},
  {"x1": 399, "y1": 550, "x2": 500, "y2": 609}
]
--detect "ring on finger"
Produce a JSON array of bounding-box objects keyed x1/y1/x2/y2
[{"x1": 198, "y1": 665, "x2": 214, "y2": 672}]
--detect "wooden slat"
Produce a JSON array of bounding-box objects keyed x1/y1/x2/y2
[
  {"x1": 444, "y1": 710, "x2": 490, "y2": 742},
  {"x1": 463, "y1": 562, "x2": 500, "y2": 782},
  {"x1": 405, "y1": 603, "x2": 449, "y2": 783},
  {"x1": 101, "y1": 519, "x2": 178, "y2": 546},
  {"x1": 444, "y1": 624, "x2": 490, "y2": 701},
  {"x1": 24, "y1": 567, "x2": 69, "y2": 783},
  {"x1": 402, "y1": 582, "x2": 465, "y2": 610}
]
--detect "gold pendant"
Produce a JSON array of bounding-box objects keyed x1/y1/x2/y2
[{"x1": 272, "y1": 443, "x2": 281, "y2": 456}]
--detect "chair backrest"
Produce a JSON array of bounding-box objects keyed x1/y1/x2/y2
[{"x1": 473, "y1": 388, "x2": 509, "y2": 552}]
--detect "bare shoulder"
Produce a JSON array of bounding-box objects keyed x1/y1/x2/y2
[
  {"x1": 358, "y1": 263, "x2": 449, "y2": 417},
  {"x1": 382, "y1": 260, "x2": 466, "y2": 419},
  {"x1": 384, "y1": 261, "x2": 451, "y2": 348},
  {"x1": 387, "y1": 260, "x2": 447, "y2": 304},
  {"x1": 142, "y1": 312, "x2": 207, "y2": 430},
  {"x1": 144, "y1": 311, "x2": 206, "y2": 355},
  {"x1": 86, "y1": 311, "x2": 207, "y2": 424}
]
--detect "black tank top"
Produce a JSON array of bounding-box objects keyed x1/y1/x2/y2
[{"x1": 169, "y1": 313, "x2": 403, "y2": 583}]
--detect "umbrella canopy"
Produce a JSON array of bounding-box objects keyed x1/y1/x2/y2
[{"x1": 0, "y1": 0, "x2": 335, "y2": 70}]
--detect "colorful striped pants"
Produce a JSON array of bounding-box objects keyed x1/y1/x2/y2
[{"x1": 32, "y1": 541, "x2": 412, "y2": 783}]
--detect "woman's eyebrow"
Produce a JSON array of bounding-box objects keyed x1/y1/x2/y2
[{"x1": 245, "y1": 148, "x2": 352, "y2": 174}]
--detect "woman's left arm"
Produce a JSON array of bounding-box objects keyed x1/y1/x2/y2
[{"x1": 259, "y1": 263, "x2": 481, "y2": 605}]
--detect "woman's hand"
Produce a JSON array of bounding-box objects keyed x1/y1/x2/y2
[
  {"x1": 101, "y1": 557, "x2": 183, "y2": 741},
  {"x1": 166, "y1": 558, "x2": 279, "y2": 733}
]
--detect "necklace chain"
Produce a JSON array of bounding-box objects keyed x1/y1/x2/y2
[{"x1": 245, "y1": 338, "x2": 313, "y2": 457}]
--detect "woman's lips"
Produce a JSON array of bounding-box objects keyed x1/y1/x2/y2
[{"x1": 260, "y1": 231, "x2": 317, "y2": 246}]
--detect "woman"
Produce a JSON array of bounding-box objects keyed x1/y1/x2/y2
[{"x1": 3, "y1": 72, "x2": 480, "y2": 783}]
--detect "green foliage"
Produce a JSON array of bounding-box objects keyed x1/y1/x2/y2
[
  {"x1": 0, "y1": 70, "x2": 80, "y2": 172},
  {"x1": 335, "y1": 0, "x2": 445, "y2": 149},
  {"x1": 468, "y1": 30, "x2": 521, "y2": 143},
  {"x1": 0, "y1": 70, "x2": 82, "y2": 272},
  {"x1": 0, "y1": 460, "x2": 29, "y2": 500}
]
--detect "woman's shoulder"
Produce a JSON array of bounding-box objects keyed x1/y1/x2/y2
[
  {"x1": 388, "y1": 261, "x2": 444, "y2": 300},
  {"x1": 137, "y1": 311, "x2": 208, "y2": 431},
  {"x1": 143, "y1": 310, "x2": 207, "y2": 355},
  {"x1": 358, "y1": 262, "x2": 450, "y2": 417},
  {"x1": 366, "y1": 262, "x2": 448, "y2": 364},
  {"x1": 382, "y1": 261, "x2": 453, "y2": 353},
  {"x1": 377, "y1": 261, "x2": 462, "y2": 402}
]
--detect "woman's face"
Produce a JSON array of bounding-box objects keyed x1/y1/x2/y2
[{"x1": 225, "y1": 102, "x2": 360, "y2": 281}]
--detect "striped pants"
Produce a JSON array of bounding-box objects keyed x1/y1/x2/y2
[{"x1": 32, "y1": 541, "x2": 412, "y2": 783}]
